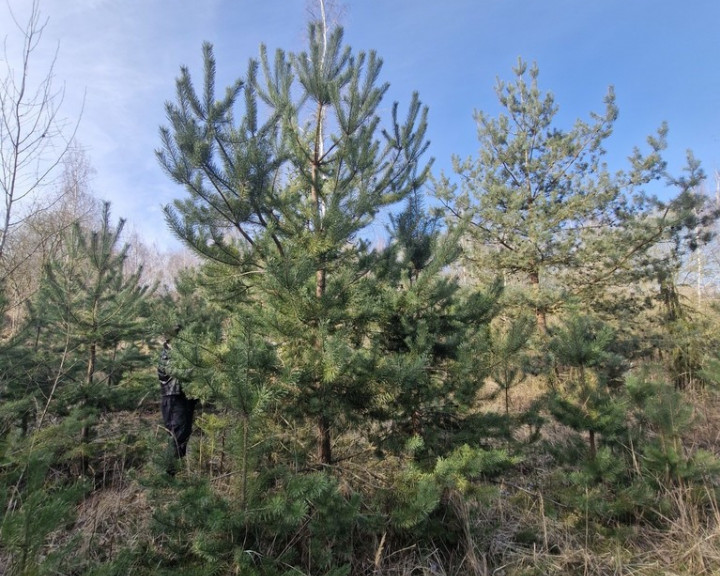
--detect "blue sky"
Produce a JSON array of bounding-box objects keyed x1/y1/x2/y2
[{"x1": 4, "y1": 0, "x2": 719, "y2": 250}]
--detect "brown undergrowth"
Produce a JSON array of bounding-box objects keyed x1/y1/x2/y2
[{"x1": 19, "y1": 381, "x2": 720, "y2": 575}]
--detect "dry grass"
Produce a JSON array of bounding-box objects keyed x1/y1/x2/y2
[
  {"x1": 685, "y1": 388, "x2": 720, "y2": 453},
  {"x1": 404, "y1": 477, "x2": 720, "y2": 576},
  {"x1": 479, "y1": 374, "x2": 548, "y2": 416},
  {"x1": 14, "y1": 370, "x2": 720, "y2": 575},
  {"x1": 636, "y1": 485, "x2": 720, "y2": 576},
  {"x1": 381, "y1": 379, "x2": 720, "y2": 576},
  {"x1": 73, "y1": 482, "x2": 153, "y2": 562},
  {"x1": 495, "y1": 385, "x2": 720, "y2": 576}
]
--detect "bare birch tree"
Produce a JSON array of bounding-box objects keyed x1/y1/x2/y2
[
  {"x1": 0, "y1": 0, "x2": 80, "y2": 268},
  {"x1": 1, "y1": 149, "x2": 100, "y2": 333}
]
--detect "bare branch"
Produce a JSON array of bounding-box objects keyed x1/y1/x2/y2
[{"x1": 0, "y1": 0, "x2": 82, "y2": 264}]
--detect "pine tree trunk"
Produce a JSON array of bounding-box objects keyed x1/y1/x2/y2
[
  {"x1": 87, "y1": 341, "x2": 96, "y2": 385},
  {"x1": 311, "y1": 97, "x2": 332, "y2": 465},
  {"x1": 316, "y1": 268, "x2": 325, "y2": 298},
  {"x1": 529, "y1": 269, "x2": 547, "y2": 333},
  {"x1": 241, "y1": 415, "x2": 248, "y2": 509},
  {"x1": 318, "y1": 414, "x2": 331, "y2": 464},
  {"x1": 589, "y1": 430, "x2": 596, "y2": 460},
  {"x1": 315, "y1": 254, "x2": 331, "y2": 464}
]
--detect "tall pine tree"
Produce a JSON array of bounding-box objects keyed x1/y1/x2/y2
[
  {"x1": 436, "y1": 59, "x2": 711, "y2": 337},
  {"x1": 38, "y1": 201, "x2": 153, "y2": 389},
  {"x1": 157, "y1": 24, "x2": 431, "y2": 464}
]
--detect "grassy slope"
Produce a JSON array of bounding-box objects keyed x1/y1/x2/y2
[{"x1": 22, "y1": 382, "x2": 714, "y2": 575}]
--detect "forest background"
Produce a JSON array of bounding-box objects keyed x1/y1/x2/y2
[{"x1": 3, "y1": 1, "x2": 720, "y2": 575}]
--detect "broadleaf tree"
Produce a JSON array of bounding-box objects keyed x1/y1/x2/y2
[{"x1": 0, "y1": 0, "x2": 79, "y2": 268}]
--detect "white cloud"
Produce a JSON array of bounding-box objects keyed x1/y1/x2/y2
[{"x1": 1, "y1": 0, "x2": 224, "y2": 249}]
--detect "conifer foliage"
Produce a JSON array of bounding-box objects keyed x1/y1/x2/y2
[
  {"x1": 0, "y1": 202, "x2": 155, "y2": 574},
  {"x1": 437, "y1": 59, "x2": 716, "y2": 335},
  {"x1": 4, "y1": 13, "x2": 720, "y2": 575},
  {"x1": 157, "y1": 23, "x2": 431, "y2": 464},
  {"x1": 39, "y1": 201, "x2": 153, "y2": 388},
  {"x1": 372, "y1": 191, "x2": 501, "y2": 454}
]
